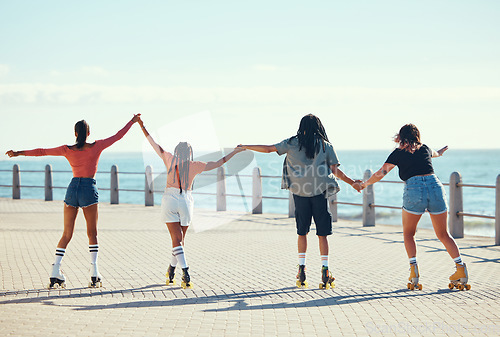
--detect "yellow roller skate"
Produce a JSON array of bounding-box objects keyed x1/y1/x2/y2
[
  {"x1": 448, "y1": 263, "x2": 471, "y2": 290},
  {"x1": 407, "y1": 264, "x2": 422, "y2": 290},
  {"x1": 296, "y1": 265, "x2": 308, "y2": 288},
  {"x1": 166, "y1": 265, "x2": 177, "y2": 286},
  {"x1": 181, "y1": 267, "x2": 193, "y2": 289},
  {"x1": 319, "y1": 266, "x2": 335, "y2": 290}
]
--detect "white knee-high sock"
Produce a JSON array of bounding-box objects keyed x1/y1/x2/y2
[
  {"x1": 53, "y1": 248, "x2": 66, "y2": 265},
  {"x1": 170, "y1": 253, "x2": 178, "y2": 267},
  {"x1": 172, "y1": 246, "x2": 188, "y2": 269},
  {"x1": 89, "y1": 244, "x2": 99, "y2": 264}
]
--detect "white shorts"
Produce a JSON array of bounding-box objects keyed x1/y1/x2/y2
[{"x1": 161, "y1": 187, "x2": 194, "y2": 226}]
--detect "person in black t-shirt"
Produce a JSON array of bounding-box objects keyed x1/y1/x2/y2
[{"x1": 354, "y1": 124, "x2": 470, "y2": 290}]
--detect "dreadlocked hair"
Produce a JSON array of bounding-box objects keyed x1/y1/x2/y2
[
  {"x1": 291, "y1": 114, "x2": 330, "y2": 159},
  {"x1": 168, "y1": 142, "x2": 194, "y2": 193},
  {"x1": 394, "y1": 124, "x2": 421, "y2": 153}
]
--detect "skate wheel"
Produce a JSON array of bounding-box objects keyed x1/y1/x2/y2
[
  {"x1": 296, "y1": 280, "x2": 302, "y2": 288},
  {"x1": 409, "y1": 283, "x2": 415, "y2": 290},
  {"x1": 167, "y1": 279, "x2": 177, "y2": 286},
  {"x1": 418, "y1": 284, "x2": 422, "y2": 290},
  {"x1": 330, "y1": 282, "x2": 336, "y2": 289},
  {"x1": 465, "y1": 284, "x2": 471, "y2": 290},
  {"x1": 319, "y1": 283, "x2": 324, "y2": 289},
  {"x1": 448, "y1": 283, "x2": 454, "y2": 289},
  {"x1": 457, "y1": 284, "x2": 464, "y2": 291},
  {"x1": 407, "y1": 283, "x2": 411, "y2": 290}
]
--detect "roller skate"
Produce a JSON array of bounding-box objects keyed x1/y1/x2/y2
[
  {"x1": 88, "y1": 263, "x2": 103, "y2": 288},
  {"x1": 296, "y1": 265, "x2": 308, "y2": 288},
  {"x1": 448, "y1": 263, "x2": 471, "y2": 290},
  {"x1": 48, "y1": 263, "x2": 66, "y2": 289},
  {"x1": 407, "y1": 264, "x2": 423, "y2": 290},
  {"x1": 319, "y1": 266, "x2": 335, "y2": 289},
  {"x1": 166, "y1": 265, "x2": 177, "y2": 286},
  {"x1": 181, "y1": 267, "x2": 192, "y2": 289}
]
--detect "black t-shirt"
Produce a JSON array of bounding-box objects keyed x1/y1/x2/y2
[{"x1": 385, "y1": 144, "x2": 434, "y2": 181}]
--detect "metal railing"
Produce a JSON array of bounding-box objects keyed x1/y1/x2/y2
[{"x1": 1, "y1": 164, "x2": 499, "y2": 245}]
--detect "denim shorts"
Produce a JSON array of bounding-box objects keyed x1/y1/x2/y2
[
  {"x1": 64, "y1": 178, "x2": 99, "y2": 208},
  {"x1": 293, "y1": 192, "x2": 332, "y2": 236},
  {"x1": 403, "y1": 174, "x2": 447, "y2": 215}
]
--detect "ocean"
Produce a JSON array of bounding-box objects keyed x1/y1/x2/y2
[{"x1": 1, "y1": 149, "x2": 498, "y2": 237}]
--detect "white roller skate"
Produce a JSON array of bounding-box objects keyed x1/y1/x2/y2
[
  {"x1": 48, "y1": 263, "x2": 66, "y2": 289},
  {"x1": 448, "y1": 263, "x2": 471, "y2": 290},
  {"x1": 407, "y1": 264, "x2": 423, "y2": 290},
  {"x1": 88, "y1": 263, "x2": 103, "y2": 288}
]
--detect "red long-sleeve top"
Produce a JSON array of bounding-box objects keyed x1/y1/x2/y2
[{"x1": 22, "y1": 121, "x2": 134, "y2": 178}]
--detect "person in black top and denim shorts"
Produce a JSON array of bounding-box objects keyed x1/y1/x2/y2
[{"x1": 357, "y1": 124, "x2": 470, "y2": 290}]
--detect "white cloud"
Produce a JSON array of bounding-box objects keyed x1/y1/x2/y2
[
  {"x1": 0, "y1": 83, "x2": 499, "y2": 104},
  {"x1": 0, "y1": 64, "x2": 10, "y2": 77}
]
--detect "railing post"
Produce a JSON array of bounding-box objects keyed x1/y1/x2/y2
[
  {"x1": 329, "y1": 193, "x2": 338, "y2": 222},
  {"x1": 12, "y1": 164, "x2": 20, "y2": 199},
  {"x1": 217, "y1": 166, "x2": 226, "y2": 211},
  {"x1": 45, "y1": 164, "x2": 53, "y2": 201},
  {"x1": 145, "y1": 165, "x2": 154, "y2": 207},
  {"x1": 288, "y1": 191, "x2": 295, "y2": 218},
  {"x1": 495, "y1": 174, "x2": 500, "y2": 246},
  {"x1": 448, "y1": 172, "x2": 464, "y2": 239},
  {"x1": 110, "y1": 165, "x2": 119, "y2": 205},
  {"x1": 252, "y1": 167, "x2": 263, "y2": 214},
  {"x1": 362, "y1": 169, "x2": 375, "y2": 226}
]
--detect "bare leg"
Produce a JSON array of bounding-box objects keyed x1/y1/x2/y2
[
  {"x1": 57, "y1": 204, "x2": 79, "y2": 248},
  {"x1": 82, "y1": 204, "x2": 99, "y2": 245},
  {"x1": 430, "y1": 212, "x2": 460, "y2": 259},
  {"x1": 402, "y1": 210, "x2": 422, "y2": 258},
  {"x1": 167, "y1": 222, "x2": 184, "y2": 247},
  {"x1": 298, "y1": 235, "x2": 307, "y2": 254},
  {"x1": 318, "y1": 236, "x2": 329, "y2": 256}
]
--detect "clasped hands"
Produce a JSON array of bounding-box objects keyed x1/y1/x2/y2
[{"x1": 352, "y1": 180, "x2": 366, "y2": 193}]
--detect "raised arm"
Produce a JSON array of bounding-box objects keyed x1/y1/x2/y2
[
  {"x1": 98, "y1": 114, "x2": 140, "y2": 150},
  {"x1": 237, "y1": 144, "x2": 277, "y2": 153},
  {"x1": 360, "y1": 163, "x2": 396, "y2": 190},
  {"x1": 137, "y1": 117, "x2": 170, "y2": 159},
  {"x1": 431, "y1": 146, "x2": 448, "y2": 158},
  {"x1": 204, "y1": 148, "x2": 245, "y2": 171},
  {"x1": 6, "y1": 145, "x2": 67, "y2": 158}
]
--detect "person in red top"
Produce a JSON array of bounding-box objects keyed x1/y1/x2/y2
[
  {"x1": 5, "y1": 114, "x2": 141, "y2": 288},
  {"x1": 138, "y1": 116, "x2": 244, "y2": 288}
]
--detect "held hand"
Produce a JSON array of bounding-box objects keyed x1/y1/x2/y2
[
  {"x1": 234, "y1": 146, "x2": 246, "y2": 153},
  {"x1": 437, "y1": 146, "x2": 448, "y2": 156},
  {"x1": 131, "y1": 113, "x2": 142, "y2": 124},
  {"x1": 237, "y1": 144, "x2": 247, "y2": 150},
  {"x1": 352, "y1": 180, "x2": 363, "y2": 193},
  {"x1": 5, "y1": 150, "x2": 17, "y2": 158}
]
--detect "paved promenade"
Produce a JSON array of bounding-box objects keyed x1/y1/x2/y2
[{"x1": 0, "y1": 198, "x2": 499, "y2": 336}]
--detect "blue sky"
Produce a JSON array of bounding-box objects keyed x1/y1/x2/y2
[{"x1": 1, "y1": 0, "x2": 499, "y2": 153}]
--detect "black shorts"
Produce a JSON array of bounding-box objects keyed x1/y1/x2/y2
[{"x1": 293, "y1": 193, "x2": 332, "y2": 236}]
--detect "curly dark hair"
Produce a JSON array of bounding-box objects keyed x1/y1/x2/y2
[
  {"x1": 394, "y1": 124, "x2": 421, "y2": 153},
  {"x1": 290, "y1": 114, "x2": 330, "y2": 159}
]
